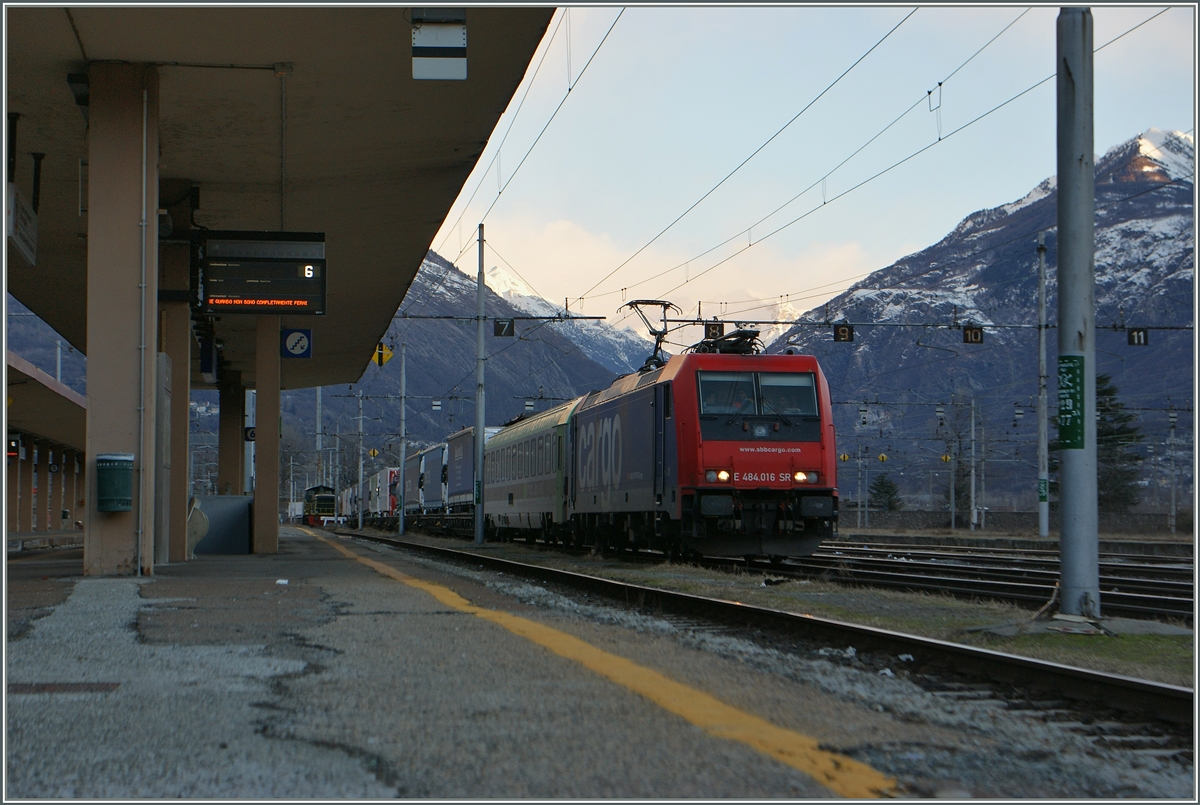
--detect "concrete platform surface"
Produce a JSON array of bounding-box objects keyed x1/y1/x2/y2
[{"x1": 7, "y1": 528, "x2": 911, "y2": 799}]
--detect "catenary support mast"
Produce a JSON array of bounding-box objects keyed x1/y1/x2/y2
[
  {"x1": 1056, "y1": 7, "x2": 1100, "y2": 617},
  {"x1": 475, "y1": 224, "x2": 486, "y2": 545}
]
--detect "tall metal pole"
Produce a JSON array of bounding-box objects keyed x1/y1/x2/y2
[
  {"x1": 856, "y1": 449, "x2": 863, "y2": 529},
  {"x1": 398, "y1": 342, "x2": 407, "y2": 536},
  {"x1": 357, "y1": 390, "x2": 364, "y2": 531},
  {"x1": 1056, "y1": 7, "x2": 1100, "y2": 618},
  {"x1": 1168, "y1": 410, "x2": 1177, "y2": 534},
  {"x1": 316, "y1": 386, "x2": 323, "y2": 486},
  {"x1": 970, "y1": 397, "x2": 977, "y2": 532},
  {"x1": 474, "y1": 224, "x2": 487, "y2": 544},
  {"x1": 864, "y1": 449, "x2": 870, "y2": 529},
  {"x1": 56, "y1": 340, "x2": 62, "y2": 383},
  {"x1": 950, "y1": 440, "x2": 957, "y2": 530},
  {"x1": 1037, "y1": 232, "x2": 1050, "y2": 537},
  {"x1": 980, "y1": 423, "x2": 986, "y2": 529}
]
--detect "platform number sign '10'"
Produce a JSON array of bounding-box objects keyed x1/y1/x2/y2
[
  {"x1": 962, "y1": 326, "x2": 984, "y2": 344},
  {"x1": 833, "y1": 324, "x2": 854, "y2": 342}
]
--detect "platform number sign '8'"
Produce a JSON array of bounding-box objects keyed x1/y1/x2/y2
[
  {"x1": 833, "y1": 324, "x2": 854, "y2": 342},
  {"x1": 963, "y1": 326, "x2": 984, "y2": 344}
]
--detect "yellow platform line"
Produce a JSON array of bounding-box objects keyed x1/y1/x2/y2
[{"x1": 307, "y1": 529, "x2": 896, "y2": 798}]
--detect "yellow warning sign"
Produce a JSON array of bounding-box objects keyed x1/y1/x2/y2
[
  {"x1": 838, "y1": 453, "x2": 850, "y2": 462},
  {"x1": 368, "y1": 448, "x2": 379, "y2": 458},
  {"x1": 374, "y1": 343, "x2": 393, "y2": 367}
]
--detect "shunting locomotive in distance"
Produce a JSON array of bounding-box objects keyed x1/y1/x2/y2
[{"x1": 355, "y1": 321, "x2": 838, "y2": 561}]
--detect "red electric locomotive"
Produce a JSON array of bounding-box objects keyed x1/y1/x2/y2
[{"x1": 568, "y1": 329, "x2": 837, "y2": 559}]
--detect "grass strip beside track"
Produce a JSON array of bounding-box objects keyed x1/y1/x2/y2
[{"x1": 307, "y1": 529, "x2": 896, "y2": 799}]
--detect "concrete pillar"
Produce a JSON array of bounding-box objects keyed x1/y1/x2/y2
[
  {"x1": 65, "y1": 449, "x2": 80, "y2": 529},
  {"x1": 7, "y1": 438, "x2": 20, "y2": 533},
  {"x1": 18, "y1": 438, "x2": 34, "y2": 532},
  {"x1": 34, "y1": 440, "x2": 49, "y2": 531},
  {"x1": 160, "y1": 240, "x2": 192, "y2": 561},
  {"x1": 83, "y1": 63, "x2": 160, "y2": 576},
  {"x1": 253, "y1": 316, "x2": 281, "y2": 553},
  {"x1": 55, "y1": 446, "x2": 67, "y2": 529},
  {"x1": 218, "y1": 372, "x2": 245, "y2": 495}
]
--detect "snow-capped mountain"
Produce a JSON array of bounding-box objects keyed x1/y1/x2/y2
[
  {"x1": 756, "y1": 299, "x2": 804, "y2": 347},
  {"x1": 767, "y1": 128, "x2": 1193, "y2": 507},
  {"x1": 485, "y1": 265, "x2": 656, "y2": 374}
]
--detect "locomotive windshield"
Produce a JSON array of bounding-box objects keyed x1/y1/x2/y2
[
  {"x1": 697, "y1": 371, "x2": 820, "y2": 441},
  {"x1": 698, "y1": 372, "x2": 756, "y2": 415},
  {"x1": 759, "y1": 373, "x2": 817, "y2": 417}
]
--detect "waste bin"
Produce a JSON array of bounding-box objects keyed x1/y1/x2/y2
[{"x1": 96, "y1": 453, "x2": 135, "y2": 512}]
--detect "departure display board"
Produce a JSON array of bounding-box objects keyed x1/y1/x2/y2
[{"x1": 193, "y1": 231, "x2": 326, "y2": 316}]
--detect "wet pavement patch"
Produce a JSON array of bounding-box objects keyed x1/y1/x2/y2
[{"x1": 8, "y1": 682, "x2": 121, "y2": 694}]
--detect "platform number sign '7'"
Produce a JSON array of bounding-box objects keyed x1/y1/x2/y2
[{"x1": 494, "y1": 319, "x2": 515, "y2": 337}]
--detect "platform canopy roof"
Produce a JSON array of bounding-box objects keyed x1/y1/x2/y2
[
  {"x1": 6, "y1": 5, "x2": 554, "y2": 390},
  {"x1": 6, "y1": 350, "x2": 86, "y2": 451}
]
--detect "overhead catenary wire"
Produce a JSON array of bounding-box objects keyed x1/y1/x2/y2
[
  {"x1": 582, "y1": 7, "x2": 1033, "y2": 307},
  {"x1": 574, "y1": 7, "x2": 920, "y2": 307},
  {"x1": 347, "y1": 8, "x2": 1190, "y2": 434},
  {"x1": 423, "y1": 7, "x2": 1187, "y2": 391},
  {"x1": 579, "y1": 6, "x2": 1179, "y2": 310},
  {"x1": 434, "y1": 9, "x2": 569, "y2": 258}
]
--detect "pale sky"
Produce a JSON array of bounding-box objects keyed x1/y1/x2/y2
[{"x1": 430, "y1": 4, "x2": 1196, "y2": 339}]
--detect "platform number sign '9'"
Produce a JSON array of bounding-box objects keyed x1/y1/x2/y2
[
  {"x1": 963, "y1": 326, "x2": 984, "y2": 344},
  {"x1": 1127, "y1": 328, "x2": 1148, "y2": 346},
  {"x1": 833, "y1": 324, "x2": 854, "y2": 342}
]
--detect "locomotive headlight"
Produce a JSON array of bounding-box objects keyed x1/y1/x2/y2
[
  {"x1": 717, "y1": 470, "x2": 731, "y2": 482},
  {"x1": 793, "y1": 471, "x2": 808, "y2": 483},
  {"x1": 707, "y1": 469, "x2": 730, "y2": 483}
]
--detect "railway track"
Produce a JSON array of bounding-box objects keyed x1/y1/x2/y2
[
  {"x1": 336, "y1": 529, "x2": 1192, "y2": 748},
  {"x1": 752, "y1": 542, "x2": 1194, "y2": 621},
  {"x1": 367, "y1": 521, "x2": 1194, "y2": 620}
]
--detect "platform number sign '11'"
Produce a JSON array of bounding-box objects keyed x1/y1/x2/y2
[{"x1": 1127, "y1": 328, "x2": 1148, "y2": 346}]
